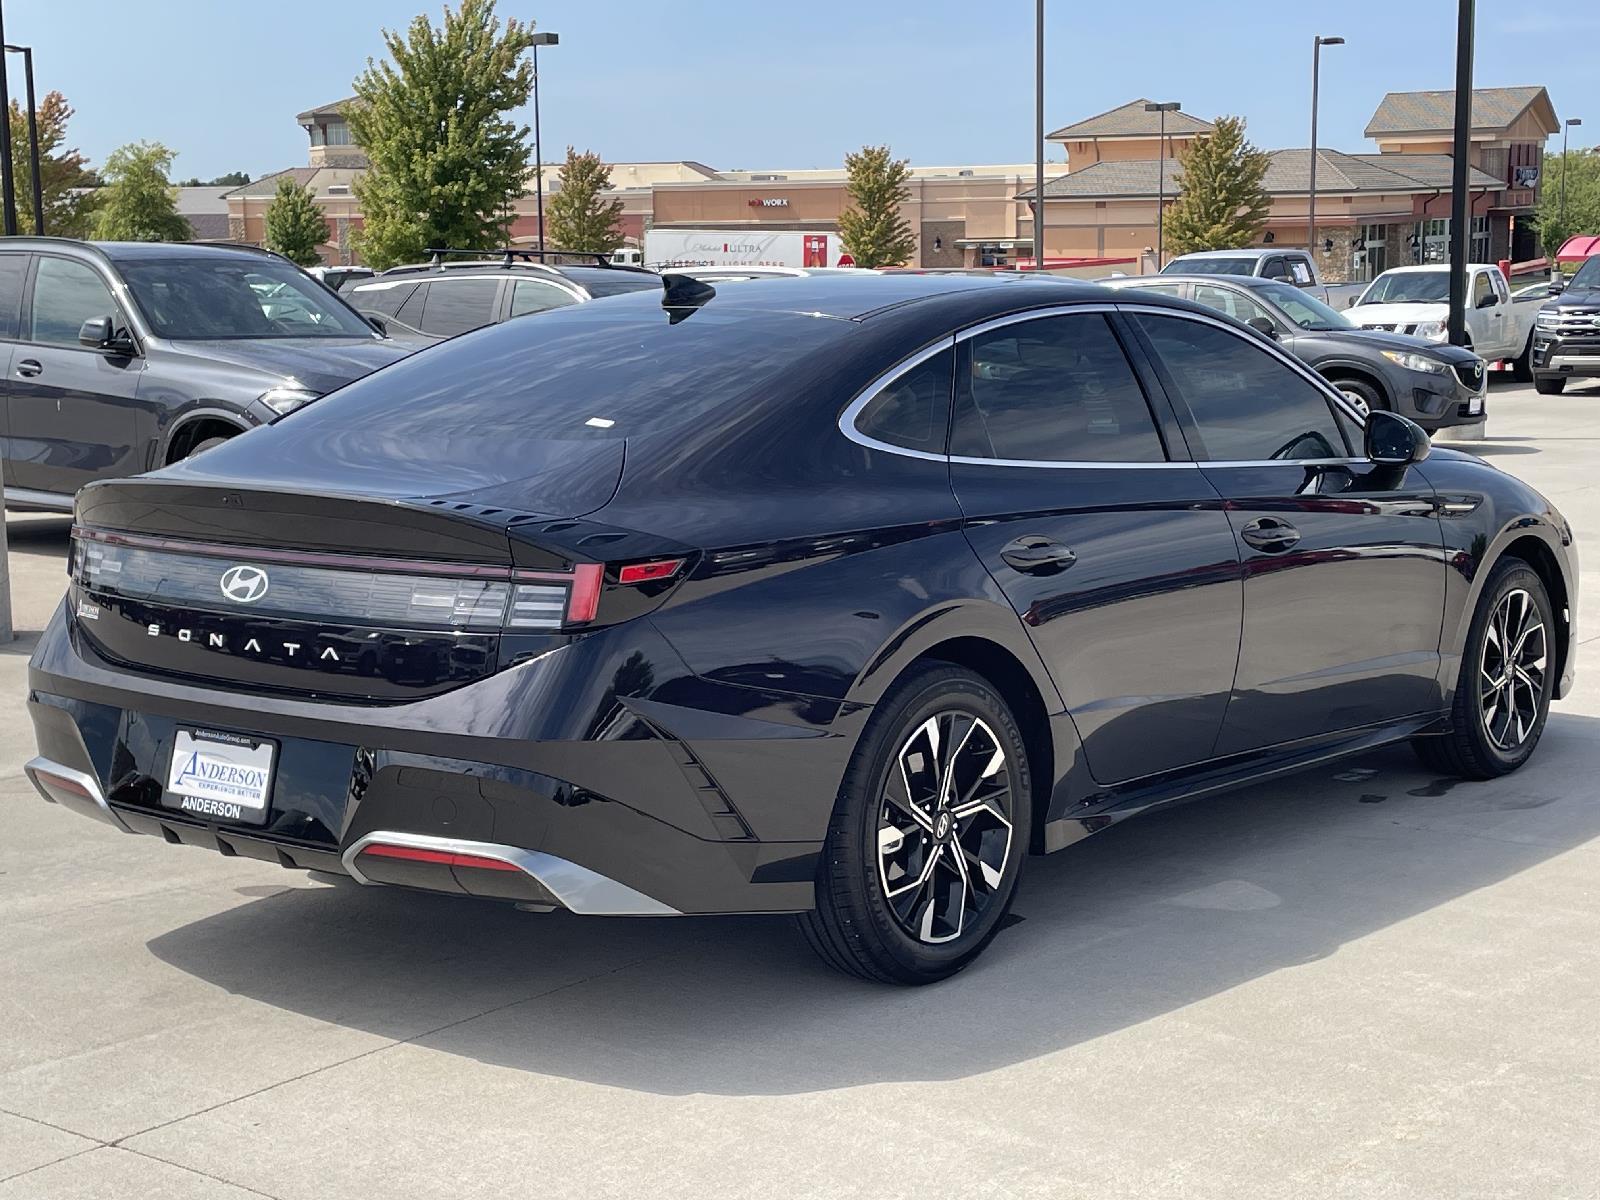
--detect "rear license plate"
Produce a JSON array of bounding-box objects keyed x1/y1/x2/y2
[{"x1": 164, "y1": 729, "x2": 276, "y2": 825}]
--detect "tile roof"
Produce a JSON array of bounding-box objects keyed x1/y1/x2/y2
[
  {"x1": 223, "y1": 167, "x2": 328, "y2": 199},
  {"x1": 183, "y1": 213, "x2": 232, "y2": 242},
  {"x1": 1021, "y1": 149, "x2": 1503, "y2": 200},
  {"x1": 1047, "y1": 99, "x2": 1214, "y2": 141},
  {"x1": 295, "y1": 96, "x2": 358, "y2": 123},
  {"x1": 174, "y1": 186, "x2": 233, "y2": 215},
  {"x1": 1364, "y1": 86, "x2": 1557, "y2": 137}
]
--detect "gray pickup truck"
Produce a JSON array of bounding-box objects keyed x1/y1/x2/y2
[{"x1": 1160, "y1": 248, "x2": 1367, "y2": 310}]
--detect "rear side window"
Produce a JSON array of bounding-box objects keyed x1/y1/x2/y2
[
  {"x1": 353, "y1": 281, "x2": 418, "y2": 318},
  {"x1": 1134, "y1": 313, "x2": 1349, "y2": 461},
  {"x1": 30, "y1": 257, "x2": 116, "y2": 346},
  {"x1": 418, "y1": 277, "x2": 500, "y2": 336},
  {"x1": 509, "y1": 279, "x2": 580, "y2": 318},
  {"x1": 0, "y1": 253, "x2": 25, "y2": 339},
  {"x1": 951, "y1": 313, "x2": 1165, "y2": 463},
  {"x1": 854, "y1": 350, "x2": 952, "y2": 453}
]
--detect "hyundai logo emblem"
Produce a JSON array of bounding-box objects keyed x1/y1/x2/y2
[{"x1": 219, "y1": 565, "x2": 270, "y2": 604}]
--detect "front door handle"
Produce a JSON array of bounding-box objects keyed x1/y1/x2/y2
[
  {"x1": 15, "y1": 358, "x2": 41, "y2": 378},
  {"x1": 1000, "y1": 535, "x2": 1077, "y2": 575},
  {"x1": 1239, "y1": 516, "x2": 1301, "y2": 553}
]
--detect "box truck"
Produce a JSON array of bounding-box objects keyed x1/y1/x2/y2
[{"x1": 644, "y1": 229, "x2": 849, "y2": 270}]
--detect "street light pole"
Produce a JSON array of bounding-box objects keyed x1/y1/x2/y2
[
  {"x1": 0, "y1": 1, "x2": 18, "y2": 237},
  {"x1": 1308, "y1": 35, "x2": 1344, "y2": 271},
  {"x1": 4, "y1": 45, "x2": 41, "y2": 234},
  {"x1": 1446, "y1": 0, "x2": 1474, "y2": 347},
  {"x1": 530, "y1": 31, "x2": 558, "y2": 250},
  {"x1": 1033, "y1": 0, "x2": 1044, "y2": 272},
  {"x1": 1561, "y1": 117, "x2": 1582, "y2": 224},
  {"x1": 1145, "y1": 101, "x2": 1179, "y2": 268}
]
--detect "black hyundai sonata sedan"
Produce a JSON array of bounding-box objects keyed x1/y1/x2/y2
[{"x1": 25, "y1": 274, "x2": 1576, "y2": 984}]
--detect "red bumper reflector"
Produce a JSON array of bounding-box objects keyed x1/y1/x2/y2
[
  {"x1": 359, "y1": 844, "x2": 521, "y2": 872},
  {"x1": 565, "y1": 562, "x2": 605, "y2": 623},
  {"x1": 617, "y1": 558, "x2": 685, "y2": 585},
  {"x1": 34, "y1": 770, "x2": 94, "y2": 799}
]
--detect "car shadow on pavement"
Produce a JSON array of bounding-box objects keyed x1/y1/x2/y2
[{"x1": 147, "y1": 711, "x2": 1600, "y2": 1097}]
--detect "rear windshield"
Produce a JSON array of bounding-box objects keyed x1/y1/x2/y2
[
  {"x1": 559, "y1": 267, "x2": 663, "y2": 298},
  {"x1": 272, "y1": 301, "x2": 853, "y2": 442},
  {"x1": 1162, "y1": 257, "x2": 1256, "y2": 276}
]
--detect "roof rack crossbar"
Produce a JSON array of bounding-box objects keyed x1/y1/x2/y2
[{"x1": 423, "y1": 246, "x2": 616, "y2": 269}]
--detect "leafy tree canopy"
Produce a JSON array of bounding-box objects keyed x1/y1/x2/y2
[
  {"x1": 1163, "y1": 115, "x2": 1271, "y2": 255},
  {"x1": 92, "y1": 141, "x2": 190, "y2": 242},
  {"x1": 838, "y1": 144, "x2": 916, "y2": 268},
  {"x1": 264, "y1": 175, "x2": 328, "y2": 266},
  {"x1": 7, "y1": 91, "x2": 98, "y2": 237},
  {"x1": 545, "y1": 147, "x2": 624, "y2": 252},
  {"x1": 1535, "y1": 150, "x2": 1600, "y2": 259},
  {"x1": 350, "y1": 0, "x2": 536, "y2": 270}
]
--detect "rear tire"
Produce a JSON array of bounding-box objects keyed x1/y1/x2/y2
[
  {"x1": 186, "y1": 436, "x2": 230, "y2": 459},
  {"x1": 1511, "y1": 334, "x2": 1535, "y2": 383},
  {"x1": 796, "y1": 664, "x2": 1032, "y2": 985},
  {"x1": 1411, "y1": 557, "x2": 1555, "y2": 779},
  {"x1": 1534, "y1": 375, "x2": 1566, "y2": 395}
]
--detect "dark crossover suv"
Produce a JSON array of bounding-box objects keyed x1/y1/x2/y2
[
  {"x1": 25, "y1": 275, "x2": 1576, "y2": 984},
  {"x1": 346, "y1": 252, "x2": 661, "y2": 346},
  {"x1": 0, "y1": 239, "x2": 410, "y2": 512},
  {"x1": 1532, "y1": 256, "x2": 1600, "y2": 394},
  {"x1": 1107, "y1": 274, "x2": 1487, "y2": 431}
]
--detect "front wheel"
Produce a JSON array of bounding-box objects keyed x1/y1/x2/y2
[
  {"x1": 1534, "y1": 375, "x2": 1566, "y2": 395},
  {"x1": 797, "y1": 664, "x2": 1032, "y2": 985},
  {"x1": 1413, "y1": 557, "x2": 1555, "y2": 779},
  {"x1": 1330, "y1": 376, "x2": 1383, "y2": 418}
]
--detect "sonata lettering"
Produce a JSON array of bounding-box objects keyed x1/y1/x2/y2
[{"x1": 145, "y1": 625, "x2": 342, "y2": 663}]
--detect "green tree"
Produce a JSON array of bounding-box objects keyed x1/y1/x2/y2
[
  {"x1": 263, "y1": 176, "x2": 328, "y2": 265},
  {"x1": 178, "y1": 171, "x2": 251, "y2": 187},
  {"x1": 545, "y1": 147, "x2": 624, "y2": 252},
  {"x1": 92, "y1": 141, "x2": 190, "y2": 242},
  {"x1": 1163, "y1": 115, "x2": 1271, "y2": 255},
  {"x1": 838, "y1": 144, "x2": 916, "y2": 267},
  {"x1": 1535, "y1": 150, "x2": 1600, "y2": 258},
  {"x1": 349, "y1": 0, "x2": 536, "y2": 270},
  {"x1": 8, "y1": 91, "x2": 98, "y2": 237}
]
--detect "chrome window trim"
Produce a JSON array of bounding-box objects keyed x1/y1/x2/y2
[
  {"x1": 837, "y1": 335, "x2": 957, "y2": 463},
  {"x1": 837, "y1": 300, "x2": 1371, "y2": 470}
]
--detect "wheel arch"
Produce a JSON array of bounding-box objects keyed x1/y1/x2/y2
[
  {"x1": 1316, "y1": 361, "x2": 1391, "y2": 407},
  {"x1": 1499, "y1": 532, "x2": 1572, "y2": 692},
  {"x1": 161, "y1": 409, "x2": 250, "y2": 465},
  {"x1": 1446, "y1": 521, "x2": 1573, "y2": 706}
]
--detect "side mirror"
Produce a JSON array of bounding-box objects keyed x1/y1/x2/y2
[
  {"x1": 1245, "y1": 316, "x2": 1279, "y2": 340},
  {"x1": 1365, "y1": 410, "x2": 1431, "y2": 467},
  {"x1": 367, "y1": 315, "x2": 388, "y2": 337},
  {"x1": 79, "y1": 315, "x2": 134, "y2": 354},
  {"x1": 1549, "y1": 275, "x2": 1566, "y2": 295},
  {"x1": 1476, "y1": 291, "x2": 1498, "y2": 309}
]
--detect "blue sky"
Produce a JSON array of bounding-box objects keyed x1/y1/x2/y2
[{"x1": 5, "y1": 0, "x2": 1597, "y2": 180}]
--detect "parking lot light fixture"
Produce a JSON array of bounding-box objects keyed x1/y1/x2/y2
[
  {"x1": 530, "y1": 31, "x2": 558, "y2": 250},
  {"x1": 1144, "y1": 102, "x2": 1180, "y2": 268},
  {"x1": 1308, "y1": 35, "x2": 1344, "y2": 275}
]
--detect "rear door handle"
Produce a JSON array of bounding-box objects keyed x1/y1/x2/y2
[
  {"x1": 1000, "y1": 535, "x2": 1077, "y2": 575},
  {"x1": 1239, "y1": 516, "x2": 1301, "y2": 553},
  {"x1": 15, "y1": 358, "x2": 41, "y2": 378}
]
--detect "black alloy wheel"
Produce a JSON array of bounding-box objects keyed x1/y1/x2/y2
[
  {"x1": 1414, "y1": 557, "x2": 1555, "y2": 779},
  {"x1": 798, "y1": 664, "x2": 1031, "y2": 985}
]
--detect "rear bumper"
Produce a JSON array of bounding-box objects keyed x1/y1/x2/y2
[{"x1": 26, "y1": 600, "x2": 850, "y2": 915}]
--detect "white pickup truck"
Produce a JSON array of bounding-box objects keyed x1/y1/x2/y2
[
  {"x1": 1160, "y1": 248, "x2": 1367, "y2": 310},
  {"x1": 1348, "y1": 264, "x2": 1541, "y2": 379}
]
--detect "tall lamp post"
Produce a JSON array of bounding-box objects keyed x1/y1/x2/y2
[
  {"x1": 530, "y1": 31, "x2": 558, "y2": 250},
  {"x1": 1307, "y1": 35, "x2": 1344, "y2": 271},
  {"x1": 1446, "y1": 0, "x2": 1474, "y2": 347},
  {"x1": 1560, "y1": 117, "x2": 1583, "y2": 224},
  {"x1": 1033, "y1": 0, "x2": 1044, "y2": 271},
  {"x1": 0, "y1": 1, "x2": 18, "y2": 236},
  {"x1": 1144, "y1": 101, "x2": 1179, "y2": 267},
  {"x1": 4, "y1": 44, "x2": 43, "y2": 234}
]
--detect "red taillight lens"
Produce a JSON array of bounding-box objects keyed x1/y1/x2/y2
[
  {"x1": 564, "y1": 562, "x2": 605, "y2": 624},
  {"x1": 617, "y1": 559, "x2": 685, "y2": 585},
  {"x1": 359, "y1": 844, "x2": 520, "y2": 872}
]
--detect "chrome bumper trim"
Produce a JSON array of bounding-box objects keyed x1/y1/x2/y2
[
  {"x1": 24, "y1": 756, "x2": 133, "y2": 833},
  {"x1": 341, "y1": 830, "x2": 681, "y2": 916}
]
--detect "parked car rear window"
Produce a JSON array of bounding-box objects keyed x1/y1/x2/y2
[
  {"x1": 951, "y1": 314, "x2": 1166, "y2": 463},
  {"x1": 0, "y1": 252, "x2": 28, "y2": 339},
  {"x1": 273, "y1": 303, "x2": 853, "y2": 443},
  {"x1": 350, "y1": 280, "x2": 418, "y2": 318},
  {"x1": 1162, "y1": 257, "x2": 1256, "y2": 277},
  {"x1": 30, "y1": 257, "x2": 118, "y2": 346},
  {"x1": 119, "y1": 259, "x2": 375, "y2": 339},
  {"x1": 1135, "y1": 314, "x2": 1350, "y2": 461},
  {"x1": 509, "y1": 279, "x2": 580, "y2": 317},
  {"x1": 418, "y1": 277, "x2": 501, "y2": 337},
  {"x1": 560, "y1": 267, "x2": 662, "y2": 298}
]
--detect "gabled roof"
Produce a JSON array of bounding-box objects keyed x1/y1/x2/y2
[
  {"x1": 1364, "y1": 86, "x2": 1558, "y2": 138},
  {"x1": 295, "y1": 96, "x2": 358, "y2": 123},
  {"x1": 1047, "y1": 99, "x2": 1214, "y2": 141},
  {"x1": 1020, "y1": 148, "x2": 1502, "y2": 200}
]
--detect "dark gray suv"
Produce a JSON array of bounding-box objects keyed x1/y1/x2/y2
[
  {"x1": 1107, "y1": 273, "x2": 1486, "y2": 432},
  {"x1": 0, "y1": 238, "x2": 411, "y2": 512}
]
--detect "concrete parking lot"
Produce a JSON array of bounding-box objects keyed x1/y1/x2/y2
[{"x1": 3, "y1": 378, "x2": 1600, "y2": 1199}]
